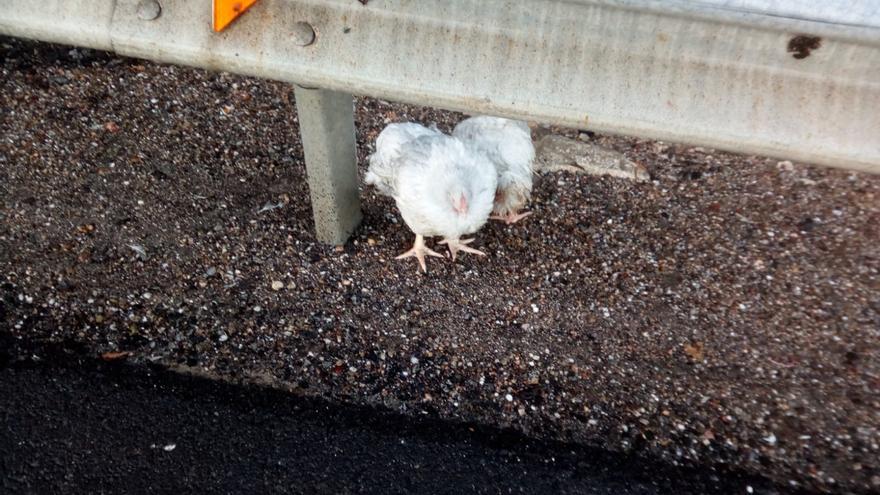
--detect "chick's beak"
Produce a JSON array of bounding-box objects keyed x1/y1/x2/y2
[{"x1": 456, "y1": 193, "x2": 468, "y2": 215}]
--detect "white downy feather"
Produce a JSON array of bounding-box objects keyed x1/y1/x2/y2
[
  {"x1": 366, "y1": 123, "x2": 441, "y2": 196},
  {"x1": 366, "y1": 124, "x2": 497, "y2": 241},
  {"x1": 452, "y1": 116, "x2": 535, "y2": 217}
]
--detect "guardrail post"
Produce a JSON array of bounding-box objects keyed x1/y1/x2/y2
[{"x1": 293, "y1": 86, "x2": 362, "y2": 245}]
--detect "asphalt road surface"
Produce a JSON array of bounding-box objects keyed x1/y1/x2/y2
[{"x1": 0, "y1": 338, "x2": 781, "y2": 494}]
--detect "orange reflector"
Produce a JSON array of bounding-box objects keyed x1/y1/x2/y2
[{"x1": 213, "y1": 0, "x2": 259, "y2": 32}]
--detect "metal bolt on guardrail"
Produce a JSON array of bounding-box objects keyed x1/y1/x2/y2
[
  {"x1": 136, "y1": 0, "x2": 161, "y2": 21},
  {"x1": 291, "y1": 22, "x2": 315, "y2": 47}
]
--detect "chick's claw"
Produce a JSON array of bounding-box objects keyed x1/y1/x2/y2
[
  {"x1": 439, "y1": 237, "x2": 486, "y2": 262},
  {"x1": 395, "y1": 234, "x2": 443, "y2": 273}
]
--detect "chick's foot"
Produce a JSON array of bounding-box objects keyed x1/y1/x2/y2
[
  {"x1": 438, "y1": 237, "x2": 486, "y2": 262},
  {"x1": 395, "y1": 234, "x2": 444, "y2": 273},
  {"x1": 490, "y1": 210, "x2": 532, "y2": 225}
]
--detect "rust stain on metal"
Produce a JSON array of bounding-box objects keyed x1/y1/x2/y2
[{"x1": 787, "y1": 35, "x2": 821, "y2": 59}]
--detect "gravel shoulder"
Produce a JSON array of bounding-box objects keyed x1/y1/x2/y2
[{"x1": 1, "y1": 38, "x2": 878, "y2": 493}]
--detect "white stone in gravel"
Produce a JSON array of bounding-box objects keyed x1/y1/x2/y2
[
  {"x1": 128, "y1": 243, "x2": 148, "y2": 260},
  {"x1": 410, "y1": 356, "x2": 419, "y2": 365},
  {"x1": 163, "y1": 444, "x2": 176, "y2": 452},
  {"x1": 776, "y1": 160, "x2": 794, "y2": 171},
  {"x1": 271, "y1": 280, "x2": 284, "y2": 291},
  {"x1": 764, "y1": 433, "x2": 778, "y2": 445},
  {"x1": 505, "y1": 394, "x2": 514, "y2": 402}
]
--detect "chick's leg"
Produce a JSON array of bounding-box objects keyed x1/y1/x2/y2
[
  {"x1": 490, "y1": 210, "x2": 532, "y2": 225},
  {"x1": 439, "y1": 237, "x2": 486, "y2": 262},
  {"x1": 395, "y1": 234, "x2": 443, "y2": 273}
]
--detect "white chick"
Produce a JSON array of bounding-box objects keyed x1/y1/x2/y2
[
  {"x1": 366, "y1": 123, "x2": 497, "y2": 272},
  {"x1": 453, "y1": 116, "x2": 535, "y2": 224}
]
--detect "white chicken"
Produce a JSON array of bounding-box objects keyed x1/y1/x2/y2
[
  {"x1": 366, "y1": 123, "x2": 497, "y2": 272},
  {"x1": 452, "y1": 116, "x2": 535, "y2": 224}
]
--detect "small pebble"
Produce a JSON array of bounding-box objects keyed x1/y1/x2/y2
[
  {"x1": 271, "y1": 280, "x2": 284, "y2": 291},
  {"x1": 776, "y1": 160, "x2": 794, "y2": 171}
]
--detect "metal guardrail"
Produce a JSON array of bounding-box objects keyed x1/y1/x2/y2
[{"x1": 2, "y1": 0, "x2": 879, "y2": 242}]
